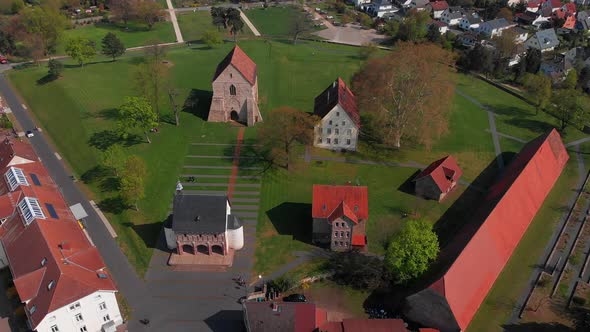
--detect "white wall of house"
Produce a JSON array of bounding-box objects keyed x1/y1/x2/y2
[
  {"x1": 460, "y1": 19, "x2": 480, "y2": 31},
  {"x1": 353, "y1": 0, "x2": 371, "y2": 7},
  {"x1": 314, "y1": 105, "x2": 359, "y2": 151},
  {"x1": 432, "y1": 9, "x2": 444, "y2": 18},
  {"x1": 525, "y1": 36, "x2": 555, "y2": 52},
  {"x1": 440, "y1": 11, "x2": 463, "y2": 26},
  {"x1": 35, "y1": 291, "x2": 122, "y2": 332},
  {"x1": 0, "y1": 241, "x2": 8, "y2": 269}
]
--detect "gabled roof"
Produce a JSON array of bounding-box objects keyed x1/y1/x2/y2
[
  {"x1": 351, "y1": 235, "x2": 367, "y2": 246},
  {"x1": 409, "y1": 129, "x2": 568, "y2": 331},
  {"x1": 244, "y1": 302, "x2": 326, "y2": 332},
  {"x1": 414, "y1": 156, "x2": 463, "y2": 193},
  {"x1": 212, "y1": 45, "x2": 257, "y2": 85},
  {"x1": 480, "y1": 18, "x2": 513, "y2": 30},
  {"x1": 564, "y1": 2, "x2": 576, "y2": 14},
  {"x1": 533, "y1": 28, "x2": 560, "y2": 50},
  {"x1": 429, "y1": 0, "x2": 448, "y2": 11},
  {"x1": 462, "y1": 12, "x2": 482, "y2": 24},
  {"x1": 0, "y1": 138, "x2": 37, "y2": 169},
  {"x1": 172, "y1": 194, "x2": 228, "y2": 234},
  {"x1": 312, "y1": 185, "x2": 368, "y2": 222},
  {"x1": 563, "y1": 15, "x2": 577, "y2": 29},
  {"x1": 328, "y1": 202, "x2": 358, "y2": 224},
  {"x1": 314, "y1": 78, "x2": 360, "y2": 128}
]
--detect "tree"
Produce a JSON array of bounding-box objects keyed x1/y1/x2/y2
[
  {"x1": 385, "y1": 219, "x2": 439, "y2": 284},
  {"x1": 211, "y1": 7, "x2": 226, "y2": 31},
  {"x1": 65, "y1": 37, "x2": 97, "y2": 66},
  {"x1": 227, "y1": 8, "x2": 244, "y2": 42},
  {"x1": 493, "y1": 29, "x2": 516, "y2": 59},
  {"x1": 135, "y1": 45, "x2": 169, "y2": 121},
  {"x1": 17, "y1": 6, "x2": 66, "y2": 55},
  {"x1": 359, "y1": 42, "x2": 378, "y2": 60},
  {"x1": 525, "y1": 48, "x2": 542, "y2": 74},
  {"x1": 563, "y1": 69, "x2": 578, "y2": 90},
  {"x1": 397, "y1": 10, "x2": 429, "y2": 42},
  {"x1": 47, "y1": 59, "x2": 63, "y2": 79},
  {"x1": 118, "y1": 96, "x2": 158, "y2": 143},
  {"x1": 328, "y1": 251, "x2": 384, "y2": 289},
  {"x1": 168, "y1": 88, "x2": 181, "y2": 126},
  {"x1": 383, "y1": 20, "x2": 400, "y2": 38},
  {"x1": 523, "y1": 73, "x2": 551, "y2": 115},
  {"x1": 136, "y1": 1, "x2": 164, "y2": 30},
  {"x1": 352, "y1": 43, "x2": 455, "y2": 149},
  {"x1": 257, "y1": 107, "x2": 317, "y2": 169},
  {"x1": 109, "y1": 0, "x2": 137, "y2": 25},
  {"x1": 120, "y1": 155, "x2": 146, "y2": 211},
  {"x1": 426, "y1": 24, "x2": 442, "y2": 43},
  {"x1": 358, "y1": 12, "x2": 372, "y2": 28},
  {"x1": 201, "y1": 29, "x2": 223, "y2": 48},
  {"x1": 100, "y1": 144, "x2": 127, "y2": 176},
  {"x1": 549, "y1": 89, "x2": 586, "y2": 131},
  {"x1": 101, "y1": 32, "x2": 126, "y2": 61},
  {"x1": 578, "y1": 66, "x2": 590, "y2": 92},
  {"x1": 496, "y1": 7, "x2": 513, "y2": 21},
  {"x1": 290, "y1": 12, "x2": 309, "y2": 44}
]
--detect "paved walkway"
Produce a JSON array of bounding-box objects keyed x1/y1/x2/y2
[
  {"x1": 165, "y1": 0, "x2": 184, "y2": 43},
  {"x1": 239, "y1": 9, "x2": 261, "y2": 37},
  {"x1": 229, "y1": 128, "x2": 245, "y2": 199}
]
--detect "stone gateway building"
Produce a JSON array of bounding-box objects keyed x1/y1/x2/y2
[{"x1": 208, "y1": 45, "x2": 263, "y2": 126}]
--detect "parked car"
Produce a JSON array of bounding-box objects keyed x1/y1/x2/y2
[
  {"x1": 283, "y1": 294, "x2": 306, "y2": 302},
  {"x1": 326, "y1": 15, "x2": 334, "y2": 19},
  {"x1": 25, "y1": 131, "x2": 34, "y2": 138},
  {"x1": 0, "y1": 55, "x2": 7, "y2": 64}
]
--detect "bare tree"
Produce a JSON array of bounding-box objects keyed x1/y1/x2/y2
[
  {"x1": 168, "y1": 88, "x2": 181, "y2": 126},
  {"x1": 352, "y1": 42, "x2": 455, "y2": 149},
  {"x1": 135, "y1": 42, "x2": 170, "y2": 122},
  {"x1": 290, "y1": 13, "x2": 309, "y2": 44},
  {"x1": 109, "y1": 0, "x2": 138, "y2": 25}
]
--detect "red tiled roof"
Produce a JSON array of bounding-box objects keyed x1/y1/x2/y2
[
  {"x1": 312, "y1": 185, "x2": 368, "y2": 222},
  {"x1": 328, "y1": 202, "x2": 358, "y2": 224},
  {"x1": 428, "y1": 129, "x2": 569, "y2": 331},
  {"x1": 244, "y1": 302, "x2": 325, "y2": 332},
  {"x1": 563, "y1": 15, "x2": 576, "y2": 29},
  {"x1": 314, "y1": 78, "x2": 360, "y2": 128},
  {"x1": 527, "y1": 0, "x2": 540, "y2": 8},
  {"x1": 212, "y1": 45, "x2": 257, "y2": 85},
  {"x1": 414, "y1": 156, "x2": 463, "y2": 193},
  {"x1": 553, "y1": 8, "x2": 566, "y2": 19},
  {"x1": 0, "y1": 138, "x2": 116, "y2": 329},
  {"x1": 351, "y1": 235, "x2": 367, "y2": 246},
  {"x1": 564, "y1": 2, "x2": 576, "y2": 14},
  {"x1": 0, "y1": 138, "x2": 37, "y2": 169},
  {"x1": 429, "y1": 1, "x2": 448, "y2": 11}
]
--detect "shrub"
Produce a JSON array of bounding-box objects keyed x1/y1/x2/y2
[
  {"x1": 268, "y1": 276, "x2": 294, "y2": 293},
  {"x1": 573, "y1": 296, "x2": 586, "y2": 306},
  {"x1": 47, "y1": 59, "x2": 64, "y2": 79}
]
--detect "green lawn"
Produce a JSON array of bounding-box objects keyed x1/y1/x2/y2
[
  {"x1": 467, "y1": 159, "x2": 581, "y2": 332},
  {"x1": 57, "y1": 21, "x2": 177, "y2": 55},
  {"x1": 177, "y1": 10, "x2": 254, "y2": 42},
  {"x1": 244, "y1": 6, "x2": 303, "y2": 36}
]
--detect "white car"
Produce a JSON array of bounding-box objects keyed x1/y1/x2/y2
[
  {"x1": 315, "y1": 7, "x2": 321, "y2": 11},
  {"x1": 25, "y1": 131, "x2": 34, "y2": 138},
  {"x1": 327, "y1": 15, "x2": 334, "y2": 19}
]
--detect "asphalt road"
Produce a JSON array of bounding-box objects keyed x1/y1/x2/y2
[{"x1": 0, "y1": 74, "x2": 148, "y2": 326}]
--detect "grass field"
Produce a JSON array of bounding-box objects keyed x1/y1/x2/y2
[
  {"x1": 244, "y1": 6, "x2": 302, "y2": 36},
  {"x1": 177, "y1": 11, "x2": 254, "y2": 42},
  {"x1": 58, "y1": 21, "x2": 177, "y2": 55}
]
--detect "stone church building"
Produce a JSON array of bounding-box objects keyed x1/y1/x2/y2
[{"x1": 208, "y1": 45, "x2": 263, "y2": 126}]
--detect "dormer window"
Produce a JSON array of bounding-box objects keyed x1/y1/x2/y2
[
  {"x1": 47, "y1": 280, "x2": 55, "y2": 290},
  {"x1": 18, "y1": 197, "x2": 46, "y2": 225},
  {"x1": 5, "y1": 167, "x2": 28, "y2": 191},
  {"x1": 0, "y1": 218, "x2": 6, "y2": 225},
  {"x1": 30, "y1": 305, "x2": 36, "y2": 314},
  {"x1": 41, "y1": 257, "x2": 47, "y2": 266}
]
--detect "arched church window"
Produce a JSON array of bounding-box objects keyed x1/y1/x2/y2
[{"x1": 230, "y1": 85, "x2": 237, "y2": 96}]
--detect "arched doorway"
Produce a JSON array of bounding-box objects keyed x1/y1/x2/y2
[
  {"x1": 181, "y1": 244, "x2": 194, "y2": 255},
  {"x1": 230, "y1": 110, "x2": 239, "y2": 121},
  {"x1": 211, "y1": 245, "x2": 224, "y2": 255},
  {"x1": 196, "y1": 245, "x2": 209, "y2": 255}
]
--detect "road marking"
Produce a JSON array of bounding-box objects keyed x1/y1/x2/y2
[
  {"x1": 89, "y1": 200, "x2": 118, "y2": 238},
  {"x1": 54, "y1": 152, "x2": 62, "y2": 160},
  {"x1": 21, "y1": 104, "x2": 27, "y2": 110}
]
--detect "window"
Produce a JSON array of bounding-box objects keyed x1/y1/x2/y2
[
  {"x1": 45, "y1": 203, "x2": 59, "y2": 219},
  {"x1": 18, "y1": 197, "x2": 46, "y2": 225},
  {"x1": 0, "y1": 218, "x2": 6, "y2": 225},
  {"x1": 30, "y1": 305, "x2": 36, "y2": 314},
  {"x1": 346, "y1": 232, "x2": 349, "y2": 237},
  {"x1": 347, "y1": 129, "x2": 352, "y2": 136},
  {"x1": 327, "y1": 128, "x2": 331, "y2": 134},
  {"x1": 333, "y1": 241, "x2": 337, "y2": 247},
  {"x1": 347, "y1": 139, "x2": 351, "y2": 145},
  {"x1": 79, "y1": 326, "x2": 87, "y2": 332},
  {"x1": 99, "y1": 302, "x2": 107, "y2": 311},
  {"x1": 329, "y1": 120, "x2": 333, "y2": 125},
  {"x1": 103, "y1": 314, "x2": 111, "y2": 322},
  {"x1": 336, "y1": 112, "x2": 340, "y2": 116},
  {"x1": 69, "y1": 302, "x2": 81, "y2": 311},
  {"x1": 334, "y1": 139, "x2": 339, "y2": 145},
  {"x1": 342, "y1": 121, "x2": 345, "y2": 126},
  {"x1": 229, "y1": 85, "x2": 236, "y2": 96},
  {"x1": 41, "y1": 257, "x2": 47, "y2": 266},
  {"x1": 318, "y1": 137, "x2": 322, "y2": 144},
  {"x1": 97, "y1": 273, "x2": 108, "y2": 279},
  {"x1": 51, "y1": 326, "x2": 59, "y2": 332},
  {"x1": 334, "y1": 232, "x2": 338, "y2": 237},
  {"x1": 30, "y1": 173, "x2": 41, "y2": 186},
  {"x1": 335, "y1": 129, "x2": 339, "y2": 135},
  {"x1": 229, "y1": 73, "x2": 233, "y2": 78},
  {"x1": 47, "y1": 280, "x2": 55, "y2": 290},
  {"x1": 5, "y1": 167, "x2": 28, "y2": 191},
  {"x1": 340, "y1": 231, "x2": 344, "y2": 237},
  {"x1": 326, "y1": 138, "x2": 331, "y2": 144},
  {"x1": 74, "y1": 313, "x2": 83, "y2": 322}
]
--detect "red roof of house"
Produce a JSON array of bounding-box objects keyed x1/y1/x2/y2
[
  {"x1": 564, "y1": 2, "x2": 576, "y2": 14},
  {"x1": 0, "y1": 138, "x2": 116, "y2": 329},
  {"x1": 414, "y1": 156, "x2": 463, "y2": 193},
  {"x1": 429, "y1": 1, "x2": 449, "y2": 11},
  {"x1": 428, "y1": 129, "x2": 568, "y2": 331},
  {"x1": 314, "y1": 78, "x2": 360, "y2": 128},
  {"x1": 527, "y1": 0, "x2": 540, "y2": 8},
  {"x1": 352, "y1": 235, "x2": 367, "y2": 246},
  {"x1": 312, "y1": 185, "x2": 368, "y2": 223},
  {"x1": 212, "y1": 45, "x2": 257, "y2": 85},
  {"x1": 562, "y1": 15, "x2": 576, "y2": 29},
  {"x1": 553, "y1": 8, "x2": 566, "y2": 19},
  {"x1": 244, "y1": 302, "x2": 326, "y2": 332},
  {"x1": 0, "y1": 138, "x2": 37, "y2": 169},
  {"x1": 544, "y1": 0, "x2": 562, "y2": 8}
]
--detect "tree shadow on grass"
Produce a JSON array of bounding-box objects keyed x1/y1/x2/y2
[
  {"x1": 88, "y1": 130, "x2": 143, "y2": 151},
  {"x1": 81, "y1": 165, "x2": 111, "y2": 184},
  {"x1": 99, "y1": 176, "x2": 121, "y2": 192},
  {"x1": 98, "y1": 196, "x2": 128, "y2": 214},
  {"x1": 221, "y1": 143, "x2": 275, "y2": 175},
  {"x1": 266, "y1": 202, "x2": 312, "y2": 244},
  {"x1": 486, "y1": 105, "x2": 534, "y2": 117},
  {"x1": 502, "y1": 322, "x2": 572, "y2": 332},
  {"x1": 183, "y1": 89, "x2": 212, "y2": 120},
  {"x1": 36, "y1": 74, "x2": 57, "y2": 85},
  {"x1": 123, "y1": 220, "x2": 163, "y2": 249},
  {"x1": 97, "y1": 108, "x2": 119, "y2": 120},
  {"x1": 505, "y1": 118, "x2": 555, "y2": 137}
]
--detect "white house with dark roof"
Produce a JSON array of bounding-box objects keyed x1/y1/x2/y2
[
  {"x1": 313, "y1": 78, "x2": 360, "y2": 152},
  {"x1": 479, "y1": 18, "x2": 516, "y2": 37},
  {"x1": 459, "y1": 12, "x2": 483, "y2": 31},
  {"x1": 440, "y1": 7, "x2": 464, "y2": 26},
  {"x1": 525, "y1": 28, "x2": 560, "y2": 52}
]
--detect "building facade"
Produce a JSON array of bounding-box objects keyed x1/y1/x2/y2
[
  {"x1": 208, "y1": 46, "x2": 263, "y2": 126},
  {"x1": 313, "y1": 78, "x2": 360, "y2": 152},
  {"x1": 311, "y1": 185, "x2": 368, "y2": 252}
]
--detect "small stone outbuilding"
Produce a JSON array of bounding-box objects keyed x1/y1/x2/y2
[{"x1": 414, "y1": 156, "x2": 462, "y2": 202}]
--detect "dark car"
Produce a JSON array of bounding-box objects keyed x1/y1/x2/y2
[
  {"x1": 0, "y1": 55, "x2": 7, "y2": 64},
  {"x1": 283, "y1": 294, "x2": 306, "y2": 302}
]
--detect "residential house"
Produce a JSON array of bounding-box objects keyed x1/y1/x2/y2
[
  {"x1": 313, "y1": 78, "x2": 360, "y2": 152},
  {"x1": 404, "y1": 129, "x2": 568, "y2": 332},
  {"x1": 353, "y1": 0, "x2": 372, "y2": 8},
  {"x1": 576, "y1": 0, "x2": 590, "y2": 6},
  {"x1": 525, "y1": 28, "x2": 560, "y2": 52},
  {"x1": 414, "y1": 156, "x2": 462, "y2": 201},
  {"x1": 526, "y1": 0, "x2": 541, "y2": 12},
  {"x1": 576, "y1": 10, "x2": 590, "y2": 30},
  {"x1": 164, "y1": 193, "x2": 244, "y2": 266},
  {"x1": 440, "y1": 7, "x2": 464, "y2": 26},
  {"x1": 540, "y1": 54, "x2": 573, "y2": 81},
  {"x1": 457, "y1": 32, "x2": 479, "y2": 47},
  {"x1": 541, "y1": 0, "x2": 563, "y2": 12},
  {"x1": 507, "y1": 0, "x2": 524, "y2": 7},
  {"x1": 0, "y1": 138, "x2": 123, "y2": 332},
  {"x1": 312, "y1": 185, "x2": 369, "y2": 252},
  {"x1": 515, "y1": 11, "x2": 540, "y2": 25},
  {"x1": 410, "y1": 0, "x2": 430, "y2": 11},
  {"x1": 478, "y1": 18, "x2": 516, "y2": 37},
  {"x1": 208, "y1": 45, "x2": 263, "y2": 126},
  {"x1": 427, "y1": 0, "x2": 449, "y2": 19},
  {"x1": 366, "y1": 0, "x2": 400, "y2": 17},
  {"x1": 459, "y1": 12, "x2": 483, "y2": 31},
  {"x1": 319, "y1": 319, "x2": 410, "y2": 331},
  {"x1": 531, "y1": 9, "x2": 551, "y2": 27},
  {"x1": 562, "y1": 14, "x2": 577, "y2": 29},
  {"x1": 508, "y1": 44, "x2": 527, "y2": 66},
  {"x1": 510, "y1": 27, "x2": 530, "y2": 43},
  {"x1": 430, "y1": 20, "x2": 449, "y2": 34}
]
